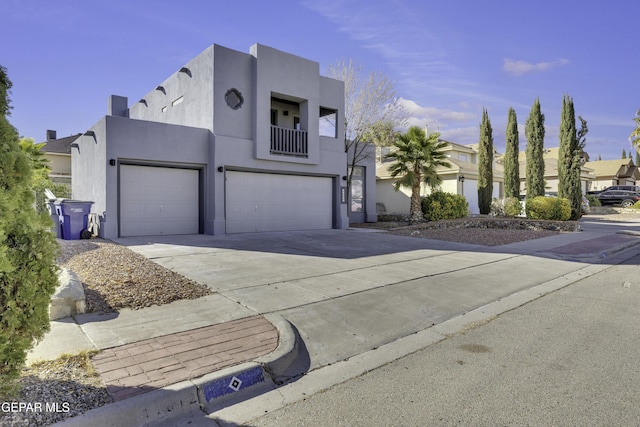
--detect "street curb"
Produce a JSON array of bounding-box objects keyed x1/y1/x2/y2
[{"x1": 53, "y1": 314, "x2": 300, "y2": 427}]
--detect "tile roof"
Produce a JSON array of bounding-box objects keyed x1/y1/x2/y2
[
  {"x1": 583, "y1": 158, "x2": 634, "y2": 177},
  {"x1": 39, "y1": 134, "x2": 81, "y2": 154}
]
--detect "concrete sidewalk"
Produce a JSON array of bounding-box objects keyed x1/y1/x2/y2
[{"x1": 29, "y1": 219, "x2": 640, "y2": 426}]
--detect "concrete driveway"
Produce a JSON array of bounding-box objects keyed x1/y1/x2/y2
[{"x1": 115, "y1": 225, "x2": 639, "y2": 376}]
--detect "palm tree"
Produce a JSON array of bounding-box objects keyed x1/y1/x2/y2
[
  {"x1": 386, "y1": 126, "x2": 451, "y2": 224},
  {"x1": 630, "y1": 109, "x2": 640, "y2": 152}
]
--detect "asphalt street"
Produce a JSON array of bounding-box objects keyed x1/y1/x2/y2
[{"x1": 248, "y1": 252, "x2": 640, "y2": 427}]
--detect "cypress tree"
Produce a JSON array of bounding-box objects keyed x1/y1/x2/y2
[
  {"x1": 622, "y1": 149, "x2": 627, "y2": 159},
  {"x1": 558, "y1": 96, "x2": 585, "y2": 220},
  {"x1": 504, "y1": 107, "x2": 520, "y2": 198},
  {"x1": 0, "y1": 66, "x2": 59, "y2": 396},
  {"x1": 477, "y1": 108, "x2": 493, "y2": 214},
  {"x1": 525, "y1": 98, "x2": 545, "y2": 197}
]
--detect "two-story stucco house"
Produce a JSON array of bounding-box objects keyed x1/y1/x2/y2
[
  {"x1": 72, "y1": 43, "x2": 374, "y2": 239},
  {"x1": 376, "y1": 140, "x2": 503, "y2": 215}
]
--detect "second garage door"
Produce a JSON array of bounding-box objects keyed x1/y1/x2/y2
[
  {"x1": 120, "y1": 165, "x2": 199, "y2": 237},
  {"x1": 225, "y1": 171, "x2": 333, "y2": 233}
]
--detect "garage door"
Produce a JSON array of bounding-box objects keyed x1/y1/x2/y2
[
  {"x1": 226, "y1": 171, "x2": 333, "y2": 233},
  {"x1": 462, "y1": 179, "x2": 479, "y2": 215},
  {"x1": 120, "y1": 165, "x2": 199, "y2": 237}
]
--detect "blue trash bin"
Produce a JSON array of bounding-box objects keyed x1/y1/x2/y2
[{"x1": 58, "y1": 200, "x2": 94, "y2": 240}]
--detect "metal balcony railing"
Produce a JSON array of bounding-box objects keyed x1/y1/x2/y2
[{"x1": 270, "y1": 126, "x2": 308, "y2": 157}]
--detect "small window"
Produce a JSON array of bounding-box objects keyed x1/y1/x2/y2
[
  {"x1": 161, "y1": 106, "x2": 167, "y2": 113},
  {"x1": 271, "y1": 109, "x2": 278, "y2": 126},
  {"x1": 349, "y1": 166, "x2": 365, "y2": 213},
  {"x1": 224, "y1": 88, "x2": 244, "y2": 110},
  {"x1": 319, "y1": 107, "x2": 337, "y2": 138},
  {"x1": 172, "y1": 96, "x2": 183, "y2": 107}
]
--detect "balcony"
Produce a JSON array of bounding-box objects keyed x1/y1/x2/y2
[{"x1": 270, "y1": 125, "x2": 308, "y2": 157}]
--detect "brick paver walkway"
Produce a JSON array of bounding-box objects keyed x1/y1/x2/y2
[{"x1": 91, "y1": 315, "x2": 279, "y2": 401}]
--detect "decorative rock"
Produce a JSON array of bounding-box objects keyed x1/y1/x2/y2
[{"x1": 49, "y1": 268, "x2": 86, "y2": 320}]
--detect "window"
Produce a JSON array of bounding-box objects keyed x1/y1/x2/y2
[
  {"x1": 459, "y1": 153, "x2": 467, "y2": 162},
  {"x1": 349, "y1": 166, "x2": 365, "y2": 213},
  {"x1": 161, "y1": 106, "x2": 167, "y2": 113},
  {"x1": 294, "y1": 116, "x2": 300, "y2": 130},
  {"x1": 172, "y1": 96, "x2": 183, "y2": 107},
  {"x1": 377, "y1": 146, "x2": 393, "y2": 163},
  {"x1": 319, "y1": 107, "x2": 337, "y2": 138},
  {"x1": 270, "y1": 109, "x2": 278, "y2": 126},
  {"x1": 224, "y1": 88, "x2": 244, "y2": 110}
]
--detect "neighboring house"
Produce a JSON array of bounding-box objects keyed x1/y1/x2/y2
[
  {"x1": 515, "y1": 147, "x2": 594, "y2": 195},
  {"x1": 583, "y1": 158, "x2": 640, "y2": 192},
  {"x1": 72, "y1": 43, "x2": 373, "y2": 239},
  {"x1": 39, "y1": 130, "x2": 79, "y2": 190},
  {"x1": 376, "y1": 140, "x2": 503, "y2": 215}
]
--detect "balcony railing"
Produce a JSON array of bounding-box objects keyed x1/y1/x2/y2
[{"x1": 270, "y1": 126, "x2": 308, "y2": 157}]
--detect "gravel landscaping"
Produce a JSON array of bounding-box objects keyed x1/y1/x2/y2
[
  {"x1": 1, "y1": 352, "x2": 112, "y2": 426},
  {"x1": 388, "y1": 226, "x2": 561, "y2": 245},
  {"x1": 352, "y1": 216, "x2": 579, "y2": 246},
  {"x1": 58, "y1": 238, "x2": 213, "y2": 312}
]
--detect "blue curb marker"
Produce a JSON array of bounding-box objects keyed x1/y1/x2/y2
[{"x1": 202, "y1": 366, "x2": 266, "y2": 402}]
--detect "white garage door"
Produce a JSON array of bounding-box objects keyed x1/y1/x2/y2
[
  {"x1": 462, "y1": 179, "x2": 479, "y2": 215},
  {"x1": 120, "y1": 165, "x2": 199, "y2": 237},
  {"x1": 226, "y1": 171, "x2": 333, "y2": 233}
]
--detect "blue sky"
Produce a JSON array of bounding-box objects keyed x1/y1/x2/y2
[{"x1": 3, "y1": 0, "x2": 638, "y2": 160}]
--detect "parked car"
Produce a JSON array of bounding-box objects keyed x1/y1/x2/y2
[
  {"x1": 605, "y1": 185, "x2": 640, "y2": 192},
  {"x1": 595, "y1": 189, "x2": 640, "y2": 207}
]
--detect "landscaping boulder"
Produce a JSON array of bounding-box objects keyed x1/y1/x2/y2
[{"x1": 49, "y1": 268, "x2": 86, "y2": 320}]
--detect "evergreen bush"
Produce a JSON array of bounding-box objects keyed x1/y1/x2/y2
[
  {"x1": 490, "y1": 197, "x2": 522, "y2": 217},
  {"x1": 525, "y1": 196, "x2": 571, "y2": 221},
  {"x1": 422, "y1": 192, "x2": 469, "y2": 221},
  {"x1": 586, "y1": 195, "x2": 601, "y2": 207},
  {"x1": 0, "y1": 66, "x2": 59, "y2": 397}
]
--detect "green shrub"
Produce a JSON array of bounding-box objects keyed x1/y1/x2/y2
[
  {"x1": 632, "y1": 200, "x2": 640, "y2": 209},
  {"x1": 490, "y1": 197, "x2": 522, "y2": 217},
  {"x1": 525, "y1": 196, "x2": 572, "y2": 221},
  {"x1": 586, "y1": 195, "x2": 601, "y2": 207},
  {"x1": 422, "y1": 192, "x2": 469, "y2": 221},
  {"x1": 0, "y1": 71, "x2": 59, "y2": 397}
]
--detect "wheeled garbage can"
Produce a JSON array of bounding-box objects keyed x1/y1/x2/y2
[
  {"x1": 57, "y1": 200, "x2": 94, "y2": 240},
  {"x1": 47, "y1": 199, "x2": 63, "y2": 238}
]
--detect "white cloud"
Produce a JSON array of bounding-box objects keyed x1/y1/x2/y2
[
  {"x1": 503, "y1": 58, "x2": 570, "y2": 76},
  {"x1": 399, "y1": 98, "x2": 477, "y2": 124},
  {"x1": 397, "y1": 98, "x2": 480, "y2": 143}
]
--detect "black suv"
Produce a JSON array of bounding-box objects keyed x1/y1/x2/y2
[
  {"x1": 605, "y1": 185, "x2": 640, "y2": 192},
  {"x1": 596, "y1": 189, "x2": 640, "y2": 207}
]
